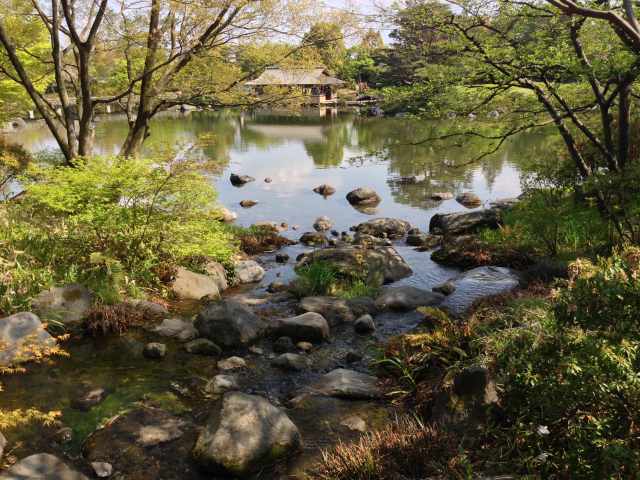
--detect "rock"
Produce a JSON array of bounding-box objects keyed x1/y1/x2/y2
[
  {"x1": 440, "y1": 266, "x2": 521, "y2": 316},
  {"x1": 297, "y1": 342, "x2": 313, "y2": 352},
  {"x1": 234, "y1": 260, "x2": 265, "y2": 284},
  {"x1": 433, "y1": 281, "x2": 456, "y2": 296},
  {"x1": 264, "y1": 177, "x2": 272, "y2": 183},
  {"x1": 299, "y1": 231, "x2": 328, "y2": 246},
  {"x1": 218, "y1": 207, "x2": 237, "y2": 223},
  {"x1": 0, "y1": 312, "x2": 55, "y2": 366},
  {"x1": 272, "y1": 312, "x2": 330, "y2": 342},
  {"x1": 205, "y1": 375, "x2": 239, "y2": 396},
  {"x1": 273, "y1": 336, "x2": 296, "y2": 354},
  {"x1": 192, "y1": 392, "x2": 301, "y2": 476},
  {"x1": 406, "y1": 232, "x2": 429, "y2": 246},
  {"x1": 230, "y1": 173, "x2": 255, "y2": 186},
  {"x1": 455, "y1": 192, "x2": 482, "y2": 208},
  {"x1": 429, "y1": 209, "x2": 501, "y2": 236},
  {"x1": 153, "y1": 318, "x2": 197, "y2": 341},
  {"x1": 354, "y1": 314, "x2": 375, "y2": 334},
  {"x1": 218, "y1": 356, "x2": 247, "y2": 370},
  {"x1": 143, "y1": 342, "x2": 166, "y2": 359},
  {"x1": 31, "y1": 284, "x2": 92, "y2": 324},
  {"x1": 185, "y1": 339, "x2": 221, "y2": 356},
  {"x1": 54, "y1": 427, "x2": 73, "y2": 444},
  {"x1": 313, "y1": 184, "x2": 336, "y2": 196},
  {"x1": 195, "y1": 300, "x2": 265, "y2": 348},
  {"x1": 171, "y1": 267, "x2": 221, "y2": 301},
  {"x1": 0, "y1": 453, "x2": 88, "y2": 480},
  {"x1": 275, "y1": 253, "x2": 289, "y2": 263},
  {"x1": 0, "y1": 431, "x2": 5, "y2": 458},
  {"x1": 249, "y1": 346, "x2": 264, "y2": 355},
  {"x1": 354, "y1": 218, "x2": 411, "y2": 239},
  {"x1": 346, "y1": 187, "x2": 381, "y2": 206},
  {"x1": 126, "y1": 300, "x2": 169, "y2": 321},
  {"x1": 71, "y1": 386, "x2": 108, "y2": 411},
  {"x1": 453, "y1": 366, "x2": 498, "y2": 407},
  {"x1": 267, "y1": 281, "x2": 287, "y2": 293},
  {"x1": 253, "y1": 221, "x2": 286, "y2": 232},
  {"x1": 303, "y1": 368, "x2": 380, "y2": 400},
  {"x1": 416, "y1": 234, "x2": 443, "y2": 250},
  {"x1": 345, "y1": 351, "x2": 362, "y2": 364},
  {"x1": 430, "y1": 192, "x2": 454, "y2": 201},
  {"x1": 341, "y1": 416, "x2": 367, "y2": 432},
  {"x1": 313, "y1": 216, "x2": 333, "y2": 232},
  {"x1": 272, "y1": 353, "x2": 309, "y2": 371},
  {"x1": 299, "y1": 297, "x2": 354, "y2": 326},
  {"x1": 240, "y1": 200, "x2": 257, "y2": 208},
  {"x1": 353, "y1": 233, "x2": 392, "y2": 247},
  {"x1": 375, "y1": 286, "x2": 444, "y2": 311},
  {"x1": 297, "y1": 246, "x2": 412, "y2": 287},
  {"x1": 346, "y1": 297, "x2": 378, "y2": 317},
  {"x1": 204, "y1": 261, "x2": 229, "y2": 292},
  {"x1": 91, "y1": 462, "x2": 113, "y2": 478}
]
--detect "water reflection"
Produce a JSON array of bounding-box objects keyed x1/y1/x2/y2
[{"x1": 13, "y1": 110, "x2": 554, "y2": 234}]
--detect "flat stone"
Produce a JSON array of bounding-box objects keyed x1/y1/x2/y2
[
  {"x1": 0, "y1": 453, "x2": 88, "y2": 480},
  {"x1": 171, "y1": 267, "x2": 220, "y2": 301},
  {"x1": 192, "y1": 392, "x2": 301, "y2": 476},
  {"x1": 0, "y1": 312, "x2": 56, "y2": 366},
  {"x1": 184, "y1": 339, "x2": 221, "y2": 356},
  {"x1": 272, "y1": 312, "x2": 330, "y2": 342},
  {"x1": 31, "y1": 284, "x2": 92, "y2": 324},
  {"x1": 143, "y1": 342, "x2": 166, "y2": 359},
  {"x1": 303, "y1": 368, "x2": 381, "y2": 400},
  {"x1": 153, "y1": 318, "x2": 197, "y2": 341},
  {"x1": 375, "y1": 286, "x2": 444, "y2": 311},
  {"x1": 218, "y1": 356, "x2": 247, "y2": 371}
]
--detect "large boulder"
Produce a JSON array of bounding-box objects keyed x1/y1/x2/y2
[
  {"x1": 375, "y1": 286, "x2": 444, "y2": 311},
  {"x1": 192, "y1": 392, "x2": 301, "y2": 476},
  {"x1": 302, "y1": 368, "x2": 381, "y2": 400},
  {"x1": 346, "y1": 187, "x2": 381, "y2": 206},
  {"x1": 31, "y1": 284, "x2": 92, "y2": 324},
  {"x1": 354, "y1": 218, "x2": 411, "y2": 239},
  {"x1": 440, "y1": 266, "x2": 521, "y2": 316},
  {"x1": 171, "y1": 267, "x2": 221, "y2": 300},
  {"x1": 429, "y1": 208, "x2": 501, "y2": 236},
  {"x1": 0, "y1": 312, "x2": 55, "y2": 366},
  {"x1": 233, "y1": 260, "x2": 265, "y2": 284},
  {"x1": 0, "y1": 453, "x2": 88, "y2": 480},
  {"x1": 297, "y1": 246, "x2": 412, "y2": 287},
  {"x1": 195, "y1": 300, "x2": 265, "y2": 348},
  {"x1": 271, "y1": 312, "x2": 330, "y2": 342}
]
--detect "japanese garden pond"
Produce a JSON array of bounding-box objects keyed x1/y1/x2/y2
[{"x1": 1, "y1": 110, "x2": 555, "y2": 479}]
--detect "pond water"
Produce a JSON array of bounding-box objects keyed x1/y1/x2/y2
[{"x1": 1, "y1": 110, "x2": 555, "y2": 479}]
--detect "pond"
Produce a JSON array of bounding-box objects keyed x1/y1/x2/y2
[{"x1": 2, "y1": 110, "x2": 556, "y2": 479}]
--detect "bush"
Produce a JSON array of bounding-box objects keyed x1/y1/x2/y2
[{"x1": 0, "y1": 155, "x2": 236, "y2": 313}]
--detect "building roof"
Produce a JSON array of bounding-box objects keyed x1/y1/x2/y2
[{"x1": 245, "y1": 66, "x2": 346, "y2": 86}]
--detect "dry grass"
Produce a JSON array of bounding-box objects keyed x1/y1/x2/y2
[
  {"x1": 83, "y1": 303, "x2": 145, "y2": 337},
  {"x1": 236, "y1": 226, "x2": 295, "y2": 254},
  {"x1": 312, "y1": 416, "x2": 471, "y2": 480}
]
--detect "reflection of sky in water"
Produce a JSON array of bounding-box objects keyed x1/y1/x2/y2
[{"x1": 15, "y1": 110, "x2": 549, "y2": 237}]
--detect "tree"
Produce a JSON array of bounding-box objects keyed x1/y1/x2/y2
[
  {"x1": 0, "y1": 0, "x2": 312, "y2": 160},
  {"x1": 301, "y1": 22, "x2": 347, "y2": 72}
]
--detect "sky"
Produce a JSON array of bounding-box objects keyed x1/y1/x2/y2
[{"x1": 321, "y1": 0, "x2": 395, "y2": 43}]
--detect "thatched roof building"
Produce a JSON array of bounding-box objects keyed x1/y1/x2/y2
[{"x1": 245, "y1": 66, "x2": 345, "y2": 104}]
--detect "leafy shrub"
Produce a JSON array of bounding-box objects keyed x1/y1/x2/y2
[
  {"x1": 291, "y1": 260, "x2": 379, "y2": 299},
  {"x1": 0, "y1": 155, "x2": 237, "y2": 313},
  {"x1": 0, "y1": 138, "x2": 30, "y2": 200}
]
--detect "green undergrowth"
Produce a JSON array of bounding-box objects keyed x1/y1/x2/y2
[{"x1": 291, "y1": 261, "x2": 380, "y2": 299}]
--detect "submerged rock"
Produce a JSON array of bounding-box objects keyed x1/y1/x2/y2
[
  {"x1": 234, "y1": 260, "x2": 265, "y2": 284},
  {"x1": 313, "y1": 184, "x2": 336, "y2": 196},
  {"x1": 297, "y1": 246, "x2": 412, "y2": 286},
  {"x1": 354, "y1": 218, "x2": 411, "y2": 239},
  {"x1": 0, "y1": 453, "x2": 88, "y2": 480},
  {"x1": 185, "y1": 339, "x2": 221, "y2": 356},
  {"x1": 171, "y1": 267, "x2": 221, "y2": 301},
  {"x1": 230, "y1": 173, "x2": 255, "y2": 186},
  {"x1": 195, "y1": 300, "x2": 265, "y2": 348},
  {"x1": 192, "y1": 392, "x2": 301, "y2": 476},
  {"x1": 0, "y1": 312, "x2": 55, "y2": 366},
  {"x1": 346, "y1": 187, "x2": 381, "y2": 206},
  {"x1": 375, "y1": 286, "x2": 444, "y2": 311},
  {"x1": 301, "y1": 368, "x2": 381, "y2": 400},
  {"x1": 440, "y1": 266, "x2": 521, "y2": 316},
  {"x1": 456, "y1": 192, "x2": 482, "y2": 208},
  {"x1": 429, "y1": 209, "x2": 501, "y2": 236},
  {"x1": 153, "y1": 318, "x2": 198, "y2": 341},
  {"x1": 272, "y1": 312, "x2": 330, "y2": 342},
  {"x1": 31, "y1": 284, "x2": 92, "y2": 324}
]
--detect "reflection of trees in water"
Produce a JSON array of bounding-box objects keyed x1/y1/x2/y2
[{"x1": 303, "y1": 122, "x2": 353, "y2": 167}]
